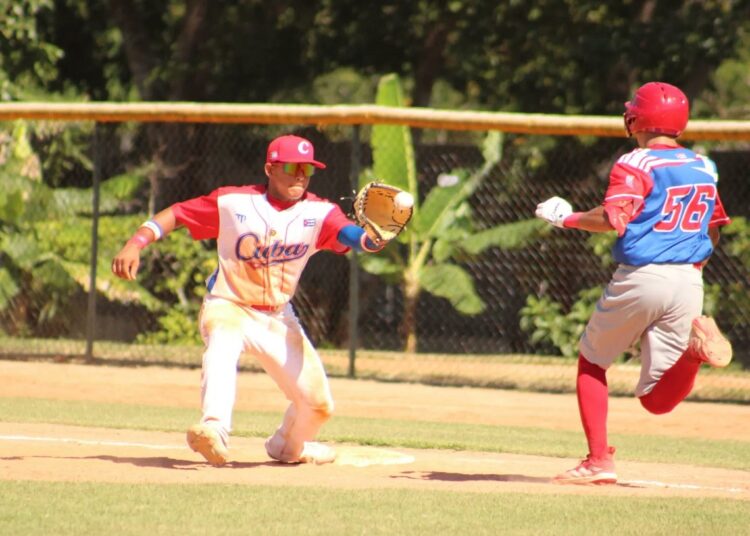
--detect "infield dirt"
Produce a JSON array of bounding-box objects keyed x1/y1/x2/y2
[{"x1": 1, "y1": 360, "x2": 748, "y2": 499}]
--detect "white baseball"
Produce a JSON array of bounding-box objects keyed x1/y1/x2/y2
[{"x1": 394, "y1": 191, "x2": 414, "y2": 210}]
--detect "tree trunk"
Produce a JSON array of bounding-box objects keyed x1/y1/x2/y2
[
  {"x1": 401, "y1": 270, "x2": 420, "y2": 354},
  {"x1": 411, "y1": 20, "x2": 454, "y2": 146},
  {"x1": 169, "y1": 0, "x2": 210, "y2": 100},
  {"x1": 412, "y1": 22, "x2": 451, "y2": 108},
  {"x1": 110, "y1": 0, "x2": 210, "y2": 211},
  {"x1": 108, "y1": 0, "x2": 162, "y2": 100}
]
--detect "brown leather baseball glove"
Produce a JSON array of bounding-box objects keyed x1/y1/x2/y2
[{"x1": 353, "y1": 182, "x2": 414, "y2": 245}]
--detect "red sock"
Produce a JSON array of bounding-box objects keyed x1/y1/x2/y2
[
  {"x1": 639, "y1": 348, "x2": 701, "y2": 414},
  {"x1": 576, "y1": 354, "x2": 609, "y2": 460}
]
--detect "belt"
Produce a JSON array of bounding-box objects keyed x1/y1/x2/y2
[{"x1": 251, "y1": 304, "x2": 283, "y2": 312}]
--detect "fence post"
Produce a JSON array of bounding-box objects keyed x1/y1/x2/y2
[
  {"x1": 348, "y1": 125, "x2": 361, "y2": 378},
  {"x1": 85, "y1": 122, "x2": 102, "y2": 361}
]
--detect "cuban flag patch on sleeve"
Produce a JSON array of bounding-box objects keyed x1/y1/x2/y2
[{"x1": 304, "y1": 218, "x2": 317, "y2": 227}]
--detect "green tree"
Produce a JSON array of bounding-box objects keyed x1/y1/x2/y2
[
  {"x1": 0, "y1": 0, "x2": 62, "y2": 100},
  {"x1": 0, "y1": 120, "x2": 157, "y2": 334},
  {"x1": 309, "y1": 1, "x2": 750, "y2": 114},
  {"x1": 13, "y1": 1, "x2": 744, "y2": 111},
  {"x1": 696, "y1": 24, "x2": 750, "y2": 119},
  {"x1": 0, "y1": 118, "x2": 215, "y2": 342}
]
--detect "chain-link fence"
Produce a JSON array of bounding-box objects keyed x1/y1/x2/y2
[{"x1": 1, "y1": 110, "x2": 749, "y2": 401}]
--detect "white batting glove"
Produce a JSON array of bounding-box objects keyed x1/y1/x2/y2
[{"x1": 535, "y1": 196, "x2": 573, "y2": 228}]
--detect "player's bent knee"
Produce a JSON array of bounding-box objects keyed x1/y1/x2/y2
[
  {"x1": 639, "y1": 393, "x2": 676, "y2": 415},
  {"x1": 311, "y1": 403, "x2": 333, "y2": 423}
]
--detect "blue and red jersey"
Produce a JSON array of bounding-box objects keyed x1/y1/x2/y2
[{"x1": 603, "y1": 145, "x2": 730, "y2": 266}]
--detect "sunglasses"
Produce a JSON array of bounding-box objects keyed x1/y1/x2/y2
[{"x1": 280, "y1": 162, "x2": 316, "y2": 177}]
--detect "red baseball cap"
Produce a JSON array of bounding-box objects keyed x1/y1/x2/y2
[{"x1": 266, "y1": 135, "x2": 326, "y2": 169}]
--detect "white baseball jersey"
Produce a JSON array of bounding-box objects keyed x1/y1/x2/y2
[{"x1": 172, "y1": 184, "x2": 351, "y2": 307}]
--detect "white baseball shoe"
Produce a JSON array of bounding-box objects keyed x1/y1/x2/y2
[
  {"x1": 186, "y1": 423, "x2": 229, "y2": 467},
  {"x1": 299, "y1": 441, "x2": 337, "y2": 465},
  {"x1": 265, "y1": 436, "x2": 337, "y2": 465},
  {"x1": 689, "y1": 316, "x2": 733, "y2": 368}
]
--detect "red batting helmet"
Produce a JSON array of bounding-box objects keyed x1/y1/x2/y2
[{"x1": 623, "y1": 82, "x2": 689, "y2": 137}]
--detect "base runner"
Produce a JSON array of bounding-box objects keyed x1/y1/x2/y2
[{"x1": 535, "y1": 82, "x2": 733, "y2": 484}]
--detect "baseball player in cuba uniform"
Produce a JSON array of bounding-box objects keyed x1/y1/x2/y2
[
  {"x1": 535, "y1": 82, "x2": 733, "y2": 485},
  {"x1": 112, "y1": 134, "x2": 386, "y2": 466}
]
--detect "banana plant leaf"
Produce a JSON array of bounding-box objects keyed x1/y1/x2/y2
[
  {"x1": 60, "y1": 259, "x2": 161, "y2": 311},
  {"x1": 51, "y1": 170, "x2": 148, "y2": 215},
  {"x1": 411, "y1": 131, "x2": 502, "y2": 239},
  {"x1": 358, "y1": 251, "x2": 404, "y2": 284},
  {"x1": 369, "y1": 73, "x2": 417, "y2": 196},
  {"x1": 0, "y1": 267, "x2": 20, "y2": 310},
  {"x1": 0, "y1": 174, "x2": 52, "y2": 224},
  {"x1": 1, "y1": 233, "x2": 47, "y2": 271},
  {"x1": 462, "y1": 219, "x2": 549, "y2": 254},
  {"x1": 412, "y1": 170, "x2": 468, "y2": 237},
  {"x1": 419, "y1": 263, "x2": 485, "y2": 315}
]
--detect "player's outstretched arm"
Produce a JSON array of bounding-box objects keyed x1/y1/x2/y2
[
  {"x1": 563, "y1": 205, "x2": 615, "y2": 233},
  {"x1": 112, "y1": 207, "x2": 178, "y2": 280},
  {"x1": 337, "y1": 224, "x2": 386, "y2": 253},
  {"x1": 535, "y1": 197, "x2": 614, "y2": 233}
]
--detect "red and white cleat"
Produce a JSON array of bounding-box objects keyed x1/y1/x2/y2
[
  {"x1": 553, "y1": 447, "x2": 617, "y2": 485},
  {"x1": 689, "y1": 316, "x2": 733, "y2": 368}
]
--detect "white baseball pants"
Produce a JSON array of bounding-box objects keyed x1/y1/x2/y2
[{"x1": 197, "y1": 296, "x2": 334, "y2": 461}]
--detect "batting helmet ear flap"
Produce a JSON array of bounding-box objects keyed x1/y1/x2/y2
[
  {"x1": 623, "y1": 82, "x2": 689, "y2": 137},
  {"x1": 623, "y1": 102, "x2": 636, "y2": 137}
]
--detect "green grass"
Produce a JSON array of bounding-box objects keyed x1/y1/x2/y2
[
  {"x1": 3, "y1": 338, "x2": 750, "y2": 403},
  {"x1": 1, "y1": 397, "x2": 748, "y2": 471},
  {"x1": 1, "y1": 370, "x2": 748, "y2": 536},
  {"x1": 0, "y1": 481, "x2": 746, "y2": 536}
]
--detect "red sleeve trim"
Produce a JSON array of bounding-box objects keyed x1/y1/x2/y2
[
  {"x1": 562, "y1": 212, "x2": 583, "y2": 229},
  {"x1": 172, "y1": 189, "x2": 222, "y2": 240},
  {"x1": 709, "y1": 193, "x2": 731, "y2": 228},
  {"x1": 602, "y1": 163, "x2": 653, "y2": 236},
  {"x1": 317, "y1": 203, "x2": 352, "y2": 253}
]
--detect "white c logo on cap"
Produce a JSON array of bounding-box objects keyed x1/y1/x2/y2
[{"x1": 298, "y1": 141, "x2": 311, "y2": 154}]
